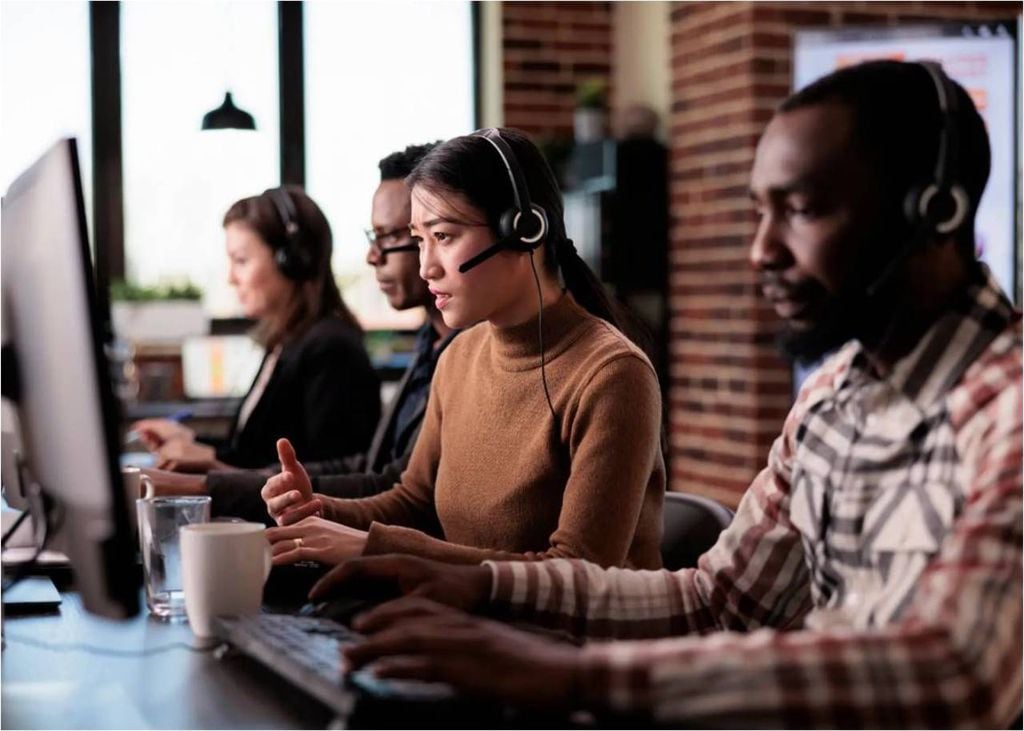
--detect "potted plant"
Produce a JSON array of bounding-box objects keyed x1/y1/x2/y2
[
  {"x1": 110, "y1": 280, "x2": 208, "y2": 343},
  {"x1": 574, "y1": 78, "x2": 608, "y2": 144}
]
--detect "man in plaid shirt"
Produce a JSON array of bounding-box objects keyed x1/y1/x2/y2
[{"x1": 314, "y1": 61, "x2": 1022, "y2": 728}]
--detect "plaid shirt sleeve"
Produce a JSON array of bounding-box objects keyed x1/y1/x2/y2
[{"x1": 484, "y1": 343, "x2": 1022, "y2": 728}]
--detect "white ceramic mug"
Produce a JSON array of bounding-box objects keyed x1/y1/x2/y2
[
  {"x1": 122, "y1": 466, "x2": 155, "y2": 500},
  {"x1": 180, "y1": 522, "x2": 271, "y2": 637}
]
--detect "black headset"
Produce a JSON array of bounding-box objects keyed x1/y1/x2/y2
[
  {"x1": 264, "y1": 187, "x2": 314, "y2": 281},
  {"x1": 457, "y1": 129, "x2": 550, "y2": 274},
  {"x1": 903, "y1": 61, "x2": 969, "y2": 238},
  {"x1": 868, "y1": 61, "x2": 969, "y2": 297}
]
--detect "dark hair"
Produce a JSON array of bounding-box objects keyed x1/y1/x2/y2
[
  {"x1": 406, "y1": 127, "x2": 652, "y2": 355},
  {"x1": 223, "y1": 185, "x2": 361, "y2": 347},
  {"x1": 379, "y1": 142, "x2": 443, "y2": 181},
  {"x1": 780, "y1": 60, "x2": 990, "y2": 260}
]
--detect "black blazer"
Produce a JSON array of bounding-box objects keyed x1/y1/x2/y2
[
  {"x1": 207, "y1": 330, "x2": 461, "y2": 522},
  {"x1": 215, "y1": 317, "x2": 381, "y2": 469}
]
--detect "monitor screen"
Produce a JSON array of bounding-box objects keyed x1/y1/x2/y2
[{"x1": 1, "y1": 138, "x2": 139, "y2": 618}]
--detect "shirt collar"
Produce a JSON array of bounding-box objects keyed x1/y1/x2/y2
[{"x1": 413, "y1": 321, "x2": 458, "y2": 367}]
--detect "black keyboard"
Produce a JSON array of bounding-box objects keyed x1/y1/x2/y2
[{"x1": 214, "y1": 613, "x2": 454, "y2": 717}]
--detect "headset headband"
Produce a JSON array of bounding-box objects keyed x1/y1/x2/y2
[
  {"x1": 913, "y1": 61, "x2": 968, "y2": 236},
  {"x1": 475, "y1": 128, "x2": 533, "y2": 216},
  {"x1": 265, "y1": 187, "x2": 300, "y2": 238},
  {"x1": 919, "y1": 61, "x2": 959, "y2": 193}
]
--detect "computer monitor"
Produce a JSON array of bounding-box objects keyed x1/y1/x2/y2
[{"x1": 1, "y1": 138, "x2": 139, "y2": 618}]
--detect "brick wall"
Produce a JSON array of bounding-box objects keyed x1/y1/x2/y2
[
  {"x1": 502, "y1": 1, "x2": 613, "y2": 137},
  {"x1": 668, "y1": 1, "x2": 1021, "y2": 507}
]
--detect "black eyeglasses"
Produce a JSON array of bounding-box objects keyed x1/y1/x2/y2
[{"x1": 364, "y1": 226, "x2": 419, "y2": 262}]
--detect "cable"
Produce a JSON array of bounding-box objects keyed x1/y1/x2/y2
[
  {"x1": 3, "y1": 634, "x2": 225, "y2": 657},
  {"x1": 2, "y1": 486, "x2": 63, "y2": 593},
  {"x1": 1, "y1": 509, "x2": 29, "y2": 548},
  {"x1": 529, "y1": 253, "x2": 557, "y2": 422},
  {"x1": 2, "y1": 453, "x2": 32, "y2": 547}
]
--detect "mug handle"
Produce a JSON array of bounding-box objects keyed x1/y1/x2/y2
[
  {"x1": 262, "y1": 542, "x2": 272, "y2": 582},
  {"x1": 139, "y1": 475, "x2": 155, "y2": 500}
]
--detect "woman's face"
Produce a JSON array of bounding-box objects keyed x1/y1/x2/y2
[
  {"x1": 410, "y1": 186, "x2": 535, "y2": 329},
  {"x1": 225, "y1": 222, "x2": 295, "y2": 320}
]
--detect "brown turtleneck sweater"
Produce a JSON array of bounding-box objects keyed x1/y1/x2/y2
[{"x1": 320, "y1": 293, "x2": 665, "y2": 568}]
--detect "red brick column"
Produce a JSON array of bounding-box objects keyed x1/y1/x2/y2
[
  {"x1": 501, "y1": 1, "x2": 613, "y2": 137},
  {"x1": 668, "y1": 1, "x2": 1020, "y2": 507}
]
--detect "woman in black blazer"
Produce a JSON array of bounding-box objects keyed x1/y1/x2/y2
[{"x1": 133, "y1": 186, "x2": 380, "y2": 471}]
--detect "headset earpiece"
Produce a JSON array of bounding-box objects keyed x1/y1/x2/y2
[
  {"x1": 904, "y1": 182, "x2": 969, "y2": 236},
  {"x1": 264, "y1": 187, "x2": 313, "y2": 281},
  {"x1": 903, "y1": 62, "x2": 969, "y2": 241},
  {"x1": 499, "y1": 204, "x2": 547, "y2": 250}
]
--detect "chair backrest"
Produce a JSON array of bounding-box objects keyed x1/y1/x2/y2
[{"x1": 660, "y1": 491, "x2": 734, "y2": 571}]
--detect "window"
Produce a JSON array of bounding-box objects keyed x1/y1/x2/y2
[
  {"x1": 121, "y1": 1, "x2": 279, "y2": 316},
  {"x1": 1, "y1": 2, "x2": 92, "y2": 233},
  {"x1": 305, "y1": 1, "x2": 475, "y2": 329}
]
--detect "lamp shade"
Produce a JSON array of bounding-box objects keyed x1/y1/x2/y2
[{"x1": 201, "y1": 92, "x2": 256, "y2": 131}]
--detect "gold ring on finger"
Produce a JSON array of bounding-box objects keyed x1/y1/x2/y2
[{"x1": 294, "y1": 537, "x2": 303, "y2": 549}]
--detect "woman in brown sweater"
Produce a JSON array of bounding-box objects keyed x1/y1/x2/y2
[{"x1": 264, "y1": 129, "x2": 665, "y2": 569}]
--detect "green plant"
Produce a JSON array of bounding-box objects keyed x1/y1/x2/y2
[
  {"x1": 575, "y1": 78, "x2": 608, "y2": 110},
  {"x1": 110, "y1": 279, "x2": 203, "y2": 302}
]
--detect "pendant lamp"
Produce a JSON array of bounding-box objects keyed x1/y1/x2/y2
[{"x1": 201, "y1": 91, "x2": 256, "y2": 131}]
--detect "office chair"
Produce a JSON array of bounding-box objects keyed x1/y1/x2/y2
[{"x1": 660, "y1": 491, "x2": 735, "y2": 571}]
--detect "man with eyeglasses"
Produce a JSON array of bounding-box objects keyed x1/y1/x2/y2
[{"x1": 144, "y1": 142, "x2": 458, "y2": 520}]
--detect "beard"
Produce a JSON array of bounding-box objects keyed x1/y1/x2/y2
[
  {"x1": 773, "y1": 260, "x2": 903, "y2": 366},
  {"x1": 775, "y1": 292, "x2": 863, "y2": 364}
]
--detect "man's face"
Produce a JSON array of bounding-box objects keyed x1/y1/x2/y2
[
  {"x1": 749, "y1": 103, "x2": 892, "y2": 362},
  {"x1": 367, "y1": 180, "x2": 431, "y2": 310}
]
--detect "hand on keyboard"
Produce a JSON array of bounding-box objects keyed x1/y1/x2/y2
[{"x1": 309, "y1": 554, "x2": 491, "y2": 615}]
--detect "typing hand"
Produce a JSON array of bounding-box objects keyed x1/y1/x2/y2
[
  {"x1": 140, "y1": 468, "x2": 207, "y2": 497},
  {"x1": 310, "y1": 554, "x2": 491, "y2": 614},
  {"x1": 262, "y1": 438, "x2": 321, "y2": 526},
  {"x1": 342, "y1": 599, "x2": 581, "y2": 710},
  {"x1": 156, "y1": 440, "x2": 218, "y2": 472},
  {"x1": 131, "y1": 418, "x2": 195, "y2": 450},
  {"x1": 265, "y1": 517, "x2": 367, "y2": 566}
]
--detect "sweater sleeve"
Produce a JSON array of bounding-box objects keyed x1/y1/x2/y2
[
  {"x1": 360, "y1": 354, "x2": 662, "y2": 566},
  {"x1": 319, "y1": 372, "x2": 443, "y2": 538}
]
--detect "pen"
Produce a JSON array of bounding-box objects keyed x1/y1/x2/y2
[{"x1": 167, "y1": 409, "x2": 194, "y2": 423}]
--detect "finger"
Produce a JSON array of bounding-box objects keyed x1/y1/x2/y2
[
  {"x1": 343, "y1": 621, "x2": 454, "y2": 668},
  {"x1": 276, "y1": 439, "x2": 305, "y2": 478},
  {"x1": 271, "y1": 547, "x2": 307, "y2": 566},
  {"x1": 265, "y1": 488, "x2": 302, "y2": 518},
  {"x1": 271, "y1": 538, "x2": 301, "y2": 557},
  {"x1": 309, "y1": 555, "x2": 417, "y2": 600},
  {"x1": 278, "y1": 499, "x2": 322, "y2": 527},
  {"x1": 260, "y1": 473, "x2": 294, "y2": 502},
  {"x1": 352, "y1": 596, "x2": 455, "y2": 633},
  {"x1": 139, "y1": 430, "x2": 163, "y2": 450},
  {"x1": 265, "y1": 522, "x2": 301, "y2": 543},
  {"x1": 368, "y1": 657, "x2": 443, "y2": 684}
]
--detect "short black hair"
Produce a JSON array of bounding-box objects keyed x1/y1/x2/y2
[
  {"x1": 781, "y1": 60, "x2": 990, "y2": 258},
  {"x1": 378, "y1": 142, "x2": 442, "y2": 181}
]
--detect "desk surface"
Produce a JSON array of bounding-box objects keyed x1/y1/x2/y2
[
  {"x1": 1, "y1": 588, "x2": 563, "y2": 730},
  {"x1": 2, "y1": 591, "x2": 336, "y2": 729}
]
